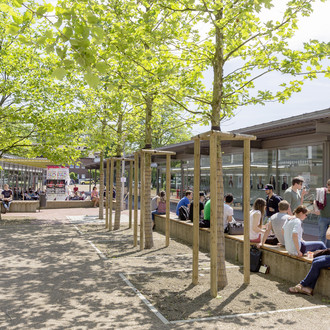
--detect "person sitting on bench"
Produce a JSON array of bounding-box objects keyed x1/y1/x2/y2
[
  {"x1": 189, "y1": 191, "x2": 205, "y2": 221},
  {"x1": 289, "y1": 227, "x2": 330, "y2": 296},
  {"x1": 1, "y1": 184, "x2": 13, "y2": 213},
  {"x1": 259, "y1": 200, "x2": 291, "y2": 247},
  {"x1": 282, "y1": 205, "x2": 326, "y2": 256}
]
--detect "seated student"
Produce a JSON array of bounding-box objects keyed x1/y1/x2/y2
[
  {"x1": 151, "y1": 191, "x2": 166, "y2": 229},
  {"x1": 73, "y1": 184, "x2": 79, "y2": 194},
  {"x1": 200, "y1": 199, "x2": 210, "y2": 228},
  {"x1": 289, "y1": 227, "x2": 330, "y2": 296},
  {"x1": 189, "y1": 191, "x2": 205, "y2": 221},
  {"x1": 72, "y1": 191, "x2": 80, "y2": 200},
  {"x1": 250, "y1": 198, "x2": 267, "y2": 243},
  {"x1": 151, "y1": 192, "x2": 160, "y2": 212},
  {"x1": 91, "y1": 186, "x2": 100, "y2": 207},
  {"x1": 176, "y1": 190, "x2": 193, "y2": 217},
  {"x1": 1, "y1": 184, "x2": 13, "y2": 213},
  {"x1": 224, "y1": 193, "x2": 234, "y2": 229},
  {"x1": 282, "y1": 205, "x2": 326, "y2": 256},
  {"x1": 259, "y1": 200, "x2": 290, "y2": 247}
]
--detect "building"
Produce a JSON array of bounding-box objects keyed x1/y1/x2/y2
[{"x1": 153, "y1": 108, "x2": 330, "y2": 209}]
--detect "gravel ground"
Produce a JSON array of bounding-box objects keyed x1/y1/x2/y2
[{"x1": 0, "y1": 216, "x2": 329, "y2": 329}]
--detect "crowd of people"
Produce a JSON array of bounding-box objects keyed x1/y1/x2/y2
[
  {"x1": 150, "y1": 176, "x2": 329, "y2": 296},
  {"x1": 0, "y1": 184, "x2": 44, "y2": 213}
]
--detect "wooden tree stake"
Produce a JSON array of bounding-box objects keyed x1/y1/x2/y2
[
  {"x1": 134, "y1": 153, "x2": 139, "y2": 247},
  {"x1": 210, "y1": 132, "x2": 218, "y2": 297},
  {"x1": 165, "y1": 154, "x2": 171, "y2": 246},
  {"x1": 243, "y1": 139, "x2": 251, "y2": 284},
  {"x1": 140, "y1": 152, "x2": 145, "y2": 250},
  {"x1": 192, "y1": 138, "x2": 200, "y2": 285},
  {"x1": 105, "y1": 158, "x2": 110, "y2": 229},
  {"x1": 129, "y1": 161, "x2": 133, "y2": 229},
  {"x1": 109, "y1": 158, "x2": 114, "y2": 231}
]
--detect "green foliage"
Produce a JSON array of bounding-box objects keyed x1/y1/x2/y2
[
  {"x1": 0, "y1": 7, "x2": 86, "y2": 163},
  {"x1": 159, "y1": 0, "x2": 330, "y2": 127}
]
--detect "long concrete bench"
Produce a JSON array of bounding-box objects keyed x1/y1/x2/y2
[
  {"x1": 42, "y1": 200, "x2": 116, "y2": 209},
  {"x1": 154, "y1": 214, "x2": 330, "y2": 297},
  {"x1": 1, "y1": 201, "x2": 39, "y2": 213}
]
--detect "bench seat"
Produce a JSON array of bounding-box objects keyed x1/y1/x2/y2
[
  {"x1": 154, "y1": 214, "x2": 330, "y2": 297},
  {"x1": 1, "y1": 201, "x2": 39, "y2": 213},
  {"x1": 42, "y1": 200, "x2": 116, "y2": 209}
]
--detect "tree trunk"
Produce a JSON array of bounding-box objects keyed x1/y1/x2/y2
[
  {"x1": 114, "y1": 113, "x2": 123, "y2": 230},
  {"x1": 211, "y1": 8, "x2": 227, "y2": 289},
  {"x1": 144, "y1": 95, "x2": 153, "y2": 249},
  {"x1": 99, "y1": 150, "x2": 104, "y2": 219}
]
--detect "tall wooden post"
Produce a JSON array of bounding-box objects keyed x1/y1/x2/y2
[
  {"x1": 210, "y1": 132, "x2": 218, "y2": 297},
  {"x1": 129, "y1": 161, "x2": 133, "y2": 229},
  {"x1": 140, "y1": 152, "x2": 145, "y2": 250},
  {"x1": 165, "y1": 154, "x2": 171, "y2": 247},
  {"x1": 243, "y1": 139, "x2": 251, "y2": 284},
  {"x1": 109, "y1": 158, "x2": 114, "y2": 231},
  {"x1": 105, "y1": 159, "x2": 110, "y2": 229},
  {"x1": 192, "y1": 138, "x2": 200, "y2": 285},
  {"x1": 134, "y1": 153, "x2": 139, "y2": 247}
]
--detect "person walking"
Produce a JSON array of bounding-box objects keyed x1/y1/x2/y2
[
  {"x1": 264, "y1": 184, "x2": 282, "y2": 223},
  {"x1": 314, "y1": 178, "x2": 330, "y2": 248}
]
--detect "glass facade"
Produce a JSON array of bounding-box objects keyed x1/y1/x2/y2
[
  {"x1": 170, "y1": 143, "x2": 323, "y2": 222},
  {"x1": 0, "y1": 161, "x2": 46, "y2": 200}
]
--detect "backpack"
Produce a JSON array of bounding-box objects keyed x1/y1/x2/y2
[
  {"x1": 178, "y1": 205, "x2": 189, "y2": 220},
  {"x1": 250, "y1": 246, "x2": 262, "y2": 272}
]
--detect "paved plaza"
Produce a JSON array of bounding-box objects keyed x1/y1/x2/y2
[{"x1": 0, "y1": 208, "x2": 329, "y2": 329}]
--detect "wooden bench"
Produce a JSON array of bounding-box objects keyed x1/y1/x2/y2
[
  {"x1": 1, "y1": 201, "x2": 39, "y2": 213},
  {"x1": 154, "y1": 214, "x2": 330, "y2": 297}
]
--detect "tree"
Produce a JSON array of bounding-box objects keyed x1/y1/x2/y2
[
  {"x1": 159, "y1": 0, "x2": 330, "y2": 290},
  {"x1": 20, "y1": 0, "x2": 201, "y2": 244},
  {"x1": 0, "y1": 5, "x2": 85, "y2": 164}
]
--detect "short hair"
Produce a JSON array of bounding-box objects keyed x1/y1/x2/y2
[
  {"x1": 225, "y1": 193, "x2": 234, "y2": 203},
  {"x1": 278, "y1": 200, "x2": 290, "y2": 211},
  {"x1": 292, "y1": 177, "x2": 304, "y2": 185},
  {"x1": 293, "y1": 205, "x2": 308, "y2": 215},
  {"x1": 185, "y1": 190, "x2": 192, "y2": 196},
  {"x1": 199, "y1": 191, "x2": 205, "y2": 197}
]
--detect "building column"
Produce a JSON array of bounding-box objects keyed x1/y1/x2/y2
[{"x1": 323, "y1": 140, "x2": 330, "y2": 182}]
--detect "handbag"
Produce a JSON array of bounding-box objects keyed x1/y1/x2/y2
[
  {"x1": 250, "y1": 246, "x2": 262, "y2": 272},
  {"x1": 225, "y1": 221, "x2": 244, "y2": 235},
  {"x1": 265, "y1": 235, "x2": 279, "y2": 245}
]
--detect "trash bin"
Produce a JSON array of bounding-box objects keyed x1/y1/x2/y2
[{"x1": 39, "y1": 193, "x2": 47, "y2": 209}]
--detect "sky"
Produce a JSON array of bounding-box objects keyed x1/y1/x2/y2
[{"x1": 193, "y1": 0, "x2": 330, "y2": 133}]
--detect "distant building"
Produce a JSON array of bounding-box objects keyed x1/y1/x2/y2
[{"x1": 68, "y1": 157, "x2": 95, "y2": 182}]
